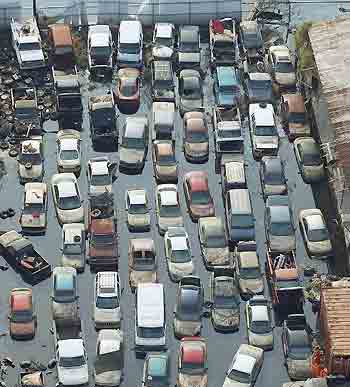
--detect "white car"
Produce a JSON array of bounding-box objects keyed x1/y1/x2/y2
[
  {"x1": 56, "y1": 130, "x2": 81, "y2": 174},
  {"x1": 155, "y1": 184, "x2": 184, "y2": 235},
  {"x1": 18, "y1": 138, "x2": 44, "y2": 183},
  {"x1": 88, "y1": 25, "x2": 114, "y2": 72},
  {"x1": 164, "y1": 227, "x2": 194, "y2": 281},
  {"x1": 299, "y1": 209, "x2": 332, "y2": 258},
  {"x1": 51, "y1": 173, "x2": 84, "y2": 225},
  {"x1": 20, "y1": 183, "x2": 48, "y2": 234},
  {"x1": 152, "y1": 23, "x2": 175, "y2": 60},
  {"x1": 267, "y1": 45, "x2": 296, "y2": 88},
  {"x1": 223, "y1": 344, "x2": 264, "y2": 387},
  {"x1": 87, "y1": 157, "x2": 117, "y2": 196},
  {"x1": 125, "y1": 189, "x2": 151, "y2": 231},
  {"x1": 61, "y1": 223, "x2": 86, "y2": 272}
]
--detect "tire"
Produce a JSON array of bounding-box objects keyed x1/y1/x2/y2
[{"x1": 8, "y1": 148, "x2": 18, "y2": 157}]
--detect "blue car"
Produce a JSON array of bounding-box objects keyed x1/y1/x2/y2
[{"x1": 213, "y1": 66, "x2": 241, "y2": 108}]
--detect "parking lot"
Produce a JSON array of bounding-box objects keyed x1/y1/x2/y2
[{"x1": 0, "y1": 27, "x2": 331, "y2": 387}]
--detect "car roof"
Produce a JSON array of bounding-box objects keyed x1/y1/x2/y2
[
  {"x1": 187, "y1": 172, "x2": 208, "y2": 191},
  {"x1": 251, "y1": 305, "x2": 269, "y2": 322},
  {"x1": 148, "y1": 355, "x2": 168, "y2": 376},
  {"x1": 180, "y1": 286, "x2": 201, "y2": 305},
  {"x1": 124, "y1": 116, "x2": 147, "y2": 138},
  {"x1": 89, "y1": 24, "x2": 110, "y2": 35},
  {"x1": 266, "y1": 195, "x2": 289, "y2": 207},
  {"x1": 249, "y1": 103, "x2": 274, "y2": 126},
  {"x1": 282, "y1": 94, "x2": 305, "y2": 112},
  {"x1": 58, "y1": 339, "x2": 84, "y2": 357},
  {"x1": 214, "y1": 276, "x2": 235, "y2": 296},
  {"x1": 297, "y1": 138, "x2": 319, "y2": 155},
  {"x1": 25, "y1": 184, "x2": 45, "y2": 204},
  {"x1": 287, "y1": 329, "x2": 309, "y2": 348},
  {"x1": 180, "y1": 69, "x2": 201, "y2": 79},
  {"x1": 153, "y1": 61, "x2": 173, "y2": 80},
  {"x1": 179, "y1": 25, "x2": 199, "y2": 42},
  {"x1": 263, "y1": 156, "x2": 283, "y2": 175},
  {"x1": 63, "y1": 223, "x2": 84, "y2": 242},
  {"x1": 170, "y1": 236, "x2": 188, "y2": 251},
  {"x1": 137, "y1": 283, "x2": 164, "y2": 327},
  {"x1": 182, "y1": 341, "x2": 206, "y2": 364},
  {"x1": 159, "y1": 189, "x2": 177, "y2": 206},
  {"x1": 55, "y1": 271, "x2": 74, "y2": 291},
  {"x1": 233, "y1": 353, "x2": 256, "y2": 374},
  {"x1": 90, "y1": 31, "x2": 109, "y2": 47},
  {"x1": 200, "y1": 217, "x2": 224, "y2": 236},
  {"x1": 155, "y1": 141, "x2": 173, "y2": 156},
  {"x1": 128, "y1": 189, "x2": 147, "y2": 205},
  {"x1": 90, "y1": 160, "x2": 109, "y2": 176},
  {"x1": 60, "y1": 138, "x2": 78, "y2": 151},
  {"x1": 98, "y1": 331, "x2": 122, "y2": 354},
  {"x1": 119, "y1": 20, "x2": 142, "y2": 43},
  {"x1": 305, "y1": 214, "x2": 325, "y2": 230},
  {"x1": 185, "y1": 116, "x2": 206, "y2": 133},
  {"x1": 155, "y1": 23, "x2": 173, "y2": 38},
  {"x1": 270, "y1": 206, "x2": 291, "y2": 223},
  {"x1": 11, "y1": 289, "x2": 32, "y2": 311},
  {"x1": 58, "y1": 181, "x2": 77, "y2": 197},
  {"x1": 239, "y1": 251, "x2": 259, "y2": 268},
  {"x1": 216, "y1": 66, "x2": 238, "y2": 86}
]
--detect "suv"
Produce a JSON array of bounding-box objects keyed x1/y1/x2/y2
[{"x1": 94, "y1": 272, "x2": 122, "y2": 329}]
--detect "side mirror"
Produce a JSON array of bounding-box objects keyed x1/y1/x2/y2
[{"x1": 121, "y1": 287, "x2": 125, "y2": 294}]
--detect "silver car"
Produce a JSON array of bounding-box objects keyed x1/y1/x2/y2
[
  {"x1": 299, "y1": 209, "x2": 332, "y2": 258},
  {"x1": 259, "y1": 156, "x2": 287, "y2": 199},
  {"x1": 87, "y1": 157, "x2": 117, "y2": 195},
  {"x1": 245, "y1": 296, "x2": 274, "y2": 350},
  {"x1": 125, "y1": 189, "x2": 151, "y2": 231},
  {"x1": 56, "y1": 130, "x2": 81, "y2": 174}
]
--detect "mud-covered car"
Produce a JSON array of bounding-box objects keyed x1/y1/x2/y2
[
  {"x1": 152, "y1": 140, "x2": 178, "y2": 183},
  {"x1": 20, "y1": 183, "x2": 48, "y2": 234},
  {"x1": 198, "y1": 216, "x2": 233, "y2": 270},
  {"x1": 61, "y1": 223, "x2": 86, "y2": 272},
  {"x1": 18, "y1": 138, "x2": 44, "y2": 184},
  {"x1": 56, "y1": 130, "x2": 81, "y2": 174},
  {"x1": 128, "y1": 238, "x2": 157, "y2": 292},
  {"x1": 173, "y1": 276, "x2": 204, "y2": 338},
  {"x1": 207, "y1": 270, "x2": 240, "y2": 332},
  {"x1": 164, "y1": 227, "x2": 194, "y2": 282},
  {"x1": 125, "y1": 189, "x2": 151, "y2": 231},
  {"x1": 177, "y1": 337, "x2": 208, "y2": 387},
  {"x1": 259, "y1": 156, "x2": 287, "y2": 200}
]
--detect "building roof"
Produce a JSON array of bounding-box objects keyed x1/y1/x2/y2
[{"x1": 308, "y1": 18, "x2": 350, "y2": 169}]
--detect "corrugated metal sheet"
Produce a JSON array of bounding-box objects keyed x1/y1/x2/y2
[{"x1": 36, "y1": 0, "x2": 241, "y2": 26}]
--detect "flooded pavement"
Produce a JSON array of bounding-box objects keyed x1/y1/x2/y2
[{"x1": 0, "y1": 44, "x2": 331, "y2": 387}]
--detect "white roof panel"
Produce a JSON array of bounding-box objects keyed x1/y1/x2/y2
[{"x1": 155, "y1": 23, "x2": 173, "y2": 38}]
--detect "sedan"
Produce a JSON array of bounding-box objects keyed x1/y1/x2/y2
[
  {"x1": 208, "y1": 271, "x2": 240, "y2": 332},
  {"x1": 164, "y1": 227, "x2": 194, "y2": 281},
  {"x1": 18, "y1": 138, "x2": 44, "y2": 184},
  {"x1": 152, "y1": 140, "x2": 178, "y2": 183},
  {"x1": 243, "y1": 72, "x2": 273, "y2": 104},
  {"x1": 177, "y1": 337, "x2": 208, "y2": 387},
  {"x1": 174, "y1": 276, "x2": 204, "y2": 338},
  {"x1": 94, "y1": 329, "x2": 124, "y2": 386},
  {"x1": 213, "y1": 66, "x2": 241, "y2": 108},
  {"x1": 125, "y1": 189, "x2": 151, "y2": 231},
  {"x1": 51, "y1": 173, "x2": 84, "y2": 225},
  {"x1": 178, "y1": 69, "x2": 204, "y2": 117},
  {"x1": 260, "y1": 156, "x2": 287, "y2": 199},
  {"x1": 115, "y1": 68, "x2": 140, "y2": 114},
  {"x1": 87, "y1": 157, "x2": 117, "y2": 196},
  {"x1": 9, "y1": 288, "x2": 36, "y2": 340},
  {"x1": 155, "y1": 184, "x2": 183, "y2": 235},
  {"x1": 265, "y1": 195, "x2": 296, "y2": 252},
  {"x1": 56, "y1": 130, "x2": 81, "y2": 174},
  {"x1": 20, "y1": 183, "x2": 48, "y2": 234},
  {"x1": 245, "y1": 296, "x2": 274, "y2": 350},
  {"x1": 299, "y1": 209, "x2": 332, "y2": 258},
  {"x1": 198, "y1": 217, "x2": 233, "y2": 270},
  {"x1": 183, "y1": 171, "x2": 215, "y2": 221},
  {"x1": 142, "y1": 352, "x2": 170, "y2": 387},
  {"x1": 294, "y1": 137, "x2": 325, "y2": 183},
  {"x1": 223, "y1": 344, "x2": 264, "y2": 387},
  {"x1": 183, "y1": 111, "x2": 209, "y2": 162}
]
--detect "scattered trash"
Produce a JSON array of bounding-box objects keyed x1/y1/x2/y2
[
  {"x1": 0, "y1": 264, "x2": 9, "y2": 271},
  {"x1": 2, "y1": 358, "x2": 14, "y2": 368},
  {"x1": 304, "y1": 265, "x2": 316, "y2": 276},
  {"x1": 20, "y1": 360, "x2": 32, "y2": 369}
]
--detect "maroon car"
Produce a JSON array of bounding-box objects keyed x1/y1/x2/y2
[
  {"x1": 115, "y1": 68, "x2": 140, "y2": 114},
  {"x1": 183, "y1": 171, "x2": 215, "y2": 221}
]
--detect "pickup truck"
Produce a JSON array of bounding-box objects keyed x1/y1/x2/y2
[
  {"x1": 0, "y1": 230, "x2": 51, "y2": 284},
  {"x1": 53, "y1": 319, "x2": 89, "y2": 386},
  {"x1": 11, "y1": 87, "x2": 42, "y2": 138},
  {"x1": 213, "y1": 106, "x2": 244, "y2": 172}
]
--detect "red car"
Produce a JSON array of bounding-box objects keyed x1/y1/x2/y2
[
  {"x1": 183, "y1": 171, "x2": 215, "y2": 221},
  {"x1": 9, "y1": 288, "x2": 36, "y2": 340},
  {"x1": 177, "y1": 337, "x2": 208, "y2": 387},
  {"x1": 114, "y1": 68, "x2": 140, "y2": 114}
]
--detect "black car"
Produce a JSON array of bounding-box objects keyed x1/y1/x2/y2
[
  {"x1": 173, "y1": 276, "x2": 204, "y2": 338},
  {"x1": 281, "y1": 314, "x2": 313, "y2": 381},
  {"x1": 259, "y1": 156, "x2": 287, "y2": 200},
  {"x1": 244, "y1": 72, "x2": 273, "y2": 104}
]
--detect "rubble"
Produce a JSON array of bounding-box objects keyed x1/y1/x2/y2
[{"x1": 304, "y1": 274, "x2": 342, "y2": 304}]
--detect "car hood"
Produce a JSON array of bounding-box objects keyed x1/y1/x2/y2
[
  {"x1": 275, "y1": 72, "x2": 296, "y2": 86},
  {"x1": 254, "y1": 136, "x2": 279, "y2": 148},
  {"x1": 239, "y1": 278, "x2": 264, "y2": 295},
  {"x1": 58, "y1": 158, "x2": 80, "y2": 169},
  {"x1": 127, "y1": 213, "x2": 150, "y2": 228},
  {"x1": 58, "y1": 364, "x2": 89, "y2": 386},
  {"x1": 156, "y1": 164, "x2": 178, "y2": 178},
  {"x1": 21, "y1": 213, "x2": 46, "y2": 228},
  {"x1": 129, "y1": 270, "x2": 157, "y2": 288},
  {"x1": 10, "y1": 321, "x2": 35, "y2": 336},
  {"x1": 61, "y1": 254, "x2": 84, "y2": 270},
  {"x1": 269, "y1": 235, "x2": 296, "y2": 252},
  {"x1": 222, "y1": 377, "x2": 250, "y2": 387},
  {"x1": 248, "y1": 331, "x2": 273, "y2": 349},
  {"x1": 117, "y1": 52, "x2": 141, "y2": 63},
  {"x1": 20, "y1": 50, "x2": 45, "y2": 62},
  {"x1": 57, "y1": 207, "x2": 84, "y2": 224},
  {"x1": 152, "y1": 46, "x2": 174, "y2": 60},
  {"x1": 204, "y1": 247, "x2": 231, "y2": 266},
  {"x1": 185, "y1": 142, "x2": 209, "y2": 155},
  {"x1": 286, "y1": 358, "x2": 312, "y2": 380},
  {"x1": 95, "y1": 370, "x2": 122, "y2": 386},
  {"x1": 120, "y1": 148, "x2": 145, "y2": 164},
  {"x1": 19, "y1": 164, "x2": 43, "y2": 178},
  {"x1": 168, "y1": 261, "x2": 194, "y2": 276},
  {"x1": 212, "y1": 309, "x2": 239, "y2": 329},
  {"x1": 94, "y1": 308, "x2": 121, "y2": 323},
  {"x1": 178, "y1": 52, "x2": 200, "y2": 64},
  {"x1": 178, "y1": 372, "x2": 208, "y2": 387},
  {"x1": 174, "y1": 319, "x2": 201, "y2": 336}
]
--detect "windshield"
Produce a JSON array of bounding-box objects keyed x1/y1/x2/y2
[
  {"x1": 92, "y1": 108, "x2": 114, "y2": 130},
  {"x1": 289, "y1": 343, "x2": 311, "y2": 360},
  {"x1": 265, "y1": 168, "x2": 284, "y2": 185},
  {"x1": 303, "y1": 150, "x2": 321, "y2": 166},
  {"x1": 123, "y1": 137, "x2": 144, "y2": 149},
  {"x1": 182, "y1": 84, "x2": 201, "y2": 100},
  {"x1": 54, "y1": 287, "x2": 75, "y2": 302},
  {"x1": 59, "y1": 355, "x2": 85, "y2": 368},
  {"x1": 63, "y1": 243, "x2": 82, "y2": 255},
  {"x1": 95, "y1": 351, "x2": 122, "y2": 373},
  {"x1": 191, "y1": 191, "x2": 210, "y2": 205},
  {"x1": 177, "y1": 289, "x2": 201, "y2": 320},
  {"x1": 11, "y1": 309, "x2": 33, "y2": 323},
  {"x1": 171, "y1": 248, "x2": 191, "y2": 263},
  {"x1": 218, "y1": 140, "x2": 243, "y2": 153},
  {"x1": 119, "y1": 42, "x2": 140, "y2": 54},
  {"x1": 132, "y1": 251, "x2": 155, "y2": 270},
  {"x1": 137, "y1": 326, "x2": 164, "y2": 338},
  {"x1": 181, "y1": 358, "x2": 205, "y2": 375},
  {"x1": 96, "y1": 296, "x2": 119, "y2": 309},
  {"x1": 248, "y1": 80, "x2": 272, "y2": 90},
  {"x1": 160, "y1": 204, "x2": 181, "y2": 218},
  {"x1": 229, "y1": 368, "x2": 251, "y2": 383},
  {"x1": 179, "y1": 41, "x2": 199, "y2": 52},
  {"x1": 231, "y1": 215, "x2": 254, "y2": 228},
  {"x1": 129, "y1": 203, "x2": 147, "y2": 215},
  {"x1": 23, "y1": 202, "x2": 44, "y2": 214},
  {"x1": 251, "y1": 319, "x2": 271, "y2": 334},
  {"x1": 20, "y1": 42, "x2": 41, "y2": 51},
  {"x1": 155, "y1": 36, "x2": 173, "y2": 47},
  {"x1": 276, "y1": 61, "x2": 294, "y2": 73},
  {"x1": 19, "y1": 152, "x2": 41, "y2": 165},
  {"x1": 91, "y1": 233, "x2": 114, "y2": 246},
  {"x1": 255, "y1": 126, "x2": 277, "y2": 136},
  {"x1": 240, "y1": 266, "x2": 261, "y2": 280},
  {"x1": 187, "y1": 130, "x2": 208, "y2": 143},
  {"x1": 289, "y1": 112, "x2": 306, "y2": 124},
  {"x1": 91, "y1": 46, "x2": 111, "y2": 57},
  {"x1": 60, "y1": 150, "x2": 79, "y2": 161},
  {"x1": 158, "y1": 153, "x2": 175, "y2": 166},
  {"x1": 271, "y1": 221, "x2": 293, "y2": 236},
  {"x1": 308, "y1": 228, "x2": 329, "y2": 242},
  {"x1": 58, "y1": 195, "x2": 80, "y2": 210},
  {"x1": 206, "y1": 235, "x2": 226, "y2": 248},
  {"x1": 91, "y1": 174, "x2": 110, "y2": 186}
]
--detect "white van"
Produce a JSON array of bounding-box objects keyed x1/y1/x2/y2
[
  {"x1": 135, "y1": 283, "x2": 166, "y2": 355},
  {"x1": 117, "y1": 20, "x2": 143, "y2": 69}
]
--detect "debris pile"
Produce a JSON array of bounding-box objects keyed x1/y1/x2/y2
[{"x1": 304, "y1": 274, "x2": 343, "y2": 304}]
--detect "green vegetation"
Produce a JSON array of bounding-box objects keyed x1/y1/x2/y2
[{"x1": 294, "y1": 22, "x2": 314, "y2": 71}]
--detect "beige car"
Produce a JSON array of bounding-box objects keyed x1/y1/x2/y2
[
  {"x1": 18, "y1": 138, "x2": 44, "y2": 184},
  {"x1": 128, "y1": 239, "x2": 157, "y2": 292},
  {"x1": 152, "y1": 140, "x2": 178, "y2": 183},
  {"x1": 183, "y1": 112, "x2": 209, "y2": 162},
  {"x1": 268, "y1": 45, "x2": 296, "y2": 89},
  {"x1": 125, "y1": 189, "x2": 151, "y2": 231}
]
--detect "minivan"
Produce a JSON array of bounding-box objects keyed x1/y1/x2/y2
[
  {"x1": 49, "y1": 24, "x2": 74, "y2": 69},
  {"x1": 135, "y1": 283, "x2": 166, "y2": 356},
  {"x1": 225, "y1": 189, "x2": 255, "y2": 244},
  {"x1": 117, "y1": 20, "x2": 143, "y2": 69}
]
